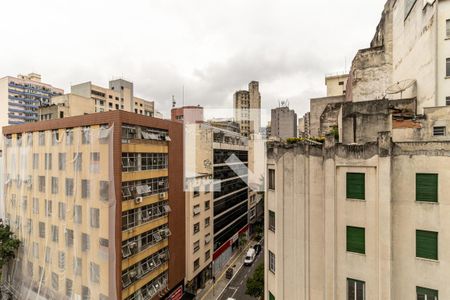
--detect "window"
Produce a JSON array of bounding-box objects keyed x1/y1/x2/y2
[
  {"x1": 45, "y1": 153, "x2": 52, "y2": 170},
  {"x1": 205, "y1": 250, "x2": 211, "y2": 260},
  {"x1": 74, "y1": 257, "x2": 82, "y2": 276},
  {"x1": 81, "y1": 180, "x2": 90, "y2": 199},
  {"x1": 416, "y1": 174, "x2": 438, "y2": 202},
  {"x1": 52, "y1": 272, "x2": 59, "y2": 291},
  {"x1": 66, "y1": 279, "x2": 73, "y2": 297},
  {"x1": 33, "y1": 198, "x2": 39, "y2": 214},
  {"x1": 193, "y1": 204, "x2": 201, "y2": 216},
  {"x1": 65, "y1": 229, "x2": 74, "y2": 247},
  {"x1": 66, "y1": 129, "x2": 73, "y2": 145},
  {"x1": 205, "y1": 184, "x2": 210, "y2": 194},
  {"x1": 194, "y1": 258, "x2": 200, "y2": 270},
  {"x1": 39, "y1": 222, "x2": 45, "y2": 238},
  {"x1": 205, "y1": 217, "x2": 210, "y2": 228},
  {"x1": 268, "y1": 169, "x2": 275, "y2": 190},
  {"x1": 205, "y1": 233, "x2": 211, "y2": 244},
  {"x1": 416, "y1": 230, "x2": 438, "y2": 260},
  {"x1": 433, "y1": 126, "x2": 446, "y2": 136},
  {"x1": 74, "y1": 205, "x2": 82, "y2": 224},
  {"x1": 446, "y1": 97, "x2": 450, "y2": 106},
  {"x1": 205, "y1": 200, "x2": 210, "y2": 210},
  {"x1": 346, "y1": 173, "x2": 365, "y2": 200},
  {"x1": 73, "y1": 153, "x2": 82, "y2": 171},
  {"x1": 58, "y1": 202, "x2": 66, "y2": 220},
  {"x1": 45, "y1": 199, "x2": 52, "y2": 217},
  {"x1": 194, "y1": 222, "x2": 200, "y2": 234},
  {"x1": 90, "y1": 152, "x2": 100, "y2": 173},
  {"x1": 82, "y1": 233, "x2": 90, "y2": 251},
  {"x1": 405, "y1": 0, "x2": 417, "y2": 19},
  {"x1": 193, "y1": 240, "x2": 200, "y2": 253},
  {"x1": 194, "y1": 187, "x2": 200, "y2": 197},
  {"x1": 39, "y1": 131, "x2": 45, "y2": 145},
  {"x1": 269, "y1": 251, "x2": 275, "y2": 273},
  {"x1": 447, "y1": 58, "x2": 450, "y2": 77},
  {"x1": 51, "y1": 177, "x2": 58, "y2": 194},
  {"x1": 269, "y1": 292, "x2": 275, "y2": 300},
  {"x1": 346, "y1": 226, "x2": 365, "y2": 254},
  {"x1": 269, "y1": 210, "x2": 275, "y2": 232},
  {"x1": 90, "y1": 208, "x2": 100, "y2": 228},
  {"x1": 58, "y1": 153, "x2": 66, "y2": 170},
  {"x1": 82, "y1": 286, "x2": 90, "y2": 300},
  {"x1": 58, "y1": 251, "x2": 65, "y2": 269},
  {"x1": 51, "y1": 225, "x2": 58, "y2": 242},
  {"x1": 33, "y1": 153, "x2": 39, "y2": 169},
  {"x1": 38, "y1": 176, "x2": 45, "y2": 193},
  {"x1": 90, "y1": 262, "x2": 100, "y2": 283},
  {"x1": 100, "y1": 181, "x2": 109, "y2": 201},
  {"x1": 417, "y1": 286, "x2": 438, "y2": 300},
  {"x1": 65, "y1": 178, "x2": 74, "y2": 196},
  {"x1": 447, "y1": 19, "x2": 450, "y2": 38},
  {"x1": 347, "y1": 278, "x2": 365, "y2": 300},
  {"x1": 81, "y1": 126, "x2": 90, "y2": 144}
]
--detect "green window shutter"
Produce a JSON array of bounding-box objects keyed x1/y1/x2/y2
[
  {"x1": 416, "y1": 173, "x2": 438, "y2": 202},
  {"x1": 346, "y1": 226, "x2": 365, "y2": 254},
  {"x1": 269, "y1": 292, "x2": 275, "y2": 300},
  {"x1": 417, "y1": 286, "x2": 438, "y2": 299},
  {"x1": 346, "y1": 173, "x2": 365, "y2": 200},
  {"x1": 416, "y1": 230, "x2": 438, "y2": 260}
]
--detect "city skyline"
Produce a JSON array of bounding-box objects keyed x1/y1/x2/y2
[{"x1": 0, "y1": 0, "x2": 386, "y2": 119}]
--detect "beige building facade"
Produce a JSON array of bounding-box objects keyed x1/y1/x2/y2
[
  {"x1": 2, "y1": 111, "x2": 185, "y2": 300},
  {"x1": 71, "y1": 79, "x2": 154, "y2": 116},
  {"x1": 265, "y1": 129, "x2": 450, "y2": 300}
]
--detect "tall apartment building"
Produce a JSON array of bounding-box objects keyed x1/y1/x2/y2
[
  {"x1": 2, "y1": 111, "x2": 185, "y2": 300},
  {"x1": 71, "y1": 79, "x2": 154, "y2": 116},
  {"x1": 182, "y1": 122, "x2": 250, "y2": 294},
  {"x1": 211, "y1": 127, "x2": 249, "y2": 273},
  {"x1": 0, "y1": 73, "x2": 63, "y2": 126},
  {"x1": 270, "y1": 106, "x2": 297, "y2": 139},
  {"x1": 234, "y1": 81, "x2": 261, "y2": 137}
]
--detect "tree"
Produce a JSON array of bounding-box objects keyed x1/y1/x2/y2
[
  {"x1": 0, "y1": 224, "x2": 20, "y2": 271},
  {"x1": 246, "y1": 262, "x2": 264, "y2": 298}
]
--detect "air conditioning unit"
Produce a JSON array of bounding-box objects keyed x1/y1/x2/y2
[
  {"x1": 135, "y1": 197, "x2": 143, "y2": 204},
  {"x1": 129, "y1": 269, "x2": 138, "y2": 278},
  {"x1": 129, "y1": 241, "x2": 138, "y2": 248},
  {"x1": 158, "y1": 180, "x2": 165, "y2": 186},
  {"x1": 159, "y1": 192, "x2": 165, "y2": 199}
]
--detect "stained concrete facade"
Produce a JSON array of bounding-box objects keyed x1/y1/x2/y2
[
  {"x1": 265, "y1": 131, "x2": 450, "y2": 300},
  {"x1": 347, "y1": 0, "x2": 450, "y2": 113}
]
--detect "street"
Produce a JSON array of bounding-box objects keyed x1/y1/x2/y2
[{"x1": 217, "y1": 250, "x2": 263, "y2": 300}]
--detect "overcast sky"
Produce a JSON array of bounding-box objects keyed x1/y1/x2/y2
[{"x1": 0, "y1": 0, "x2": 386, "y2": 123}]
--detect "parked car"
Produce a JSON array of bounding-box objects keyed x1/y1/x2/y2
[
  {"x1": 244, "y1": 248, "x2": 256, "y2": 266},
  {"x1": 253, "y1": 244, "x2": 262, "y2": 256}
]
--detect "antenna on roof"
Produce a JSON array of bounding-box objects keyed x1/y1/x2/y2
[{"x1": 172, "y1": 95, "x2": 176, "y2": 108}]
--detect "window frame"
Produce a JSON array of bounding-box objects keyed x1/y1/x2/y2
[
  {"x1": 347, "y1": 278, "x2": 365, "y2": 300},
  {"x1": 416, "y1": 230, "x2": 438, "y2": 260},
  {"x1": 268, "y1": 250, "x2": 275, "y2": 273},
  {"x1": 416, "y1": 173, "x2": 438, "y2": 203},
  {"x1": 346, "y1": 226, "x2": 365, "y2": 254},
  {"x1": 346, "y1": 172, "x2": 365, "y2": 200}
]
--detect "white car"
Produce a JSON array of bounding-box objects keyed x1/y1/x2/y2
[{"x1": 244, "y1": 248, "x2": 256, "y2": 266}]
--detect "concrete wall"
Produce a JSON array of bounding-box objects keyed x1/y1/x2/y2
[
  {"x1": 270, "y1": 107, "x2": 297, "y2": 139},
  {"x1": 392, "y1": 0, "x2": 438, "y2": 111},
  {"x1": 265, "y1": 135, "x2": 450, "y2": 299},
  {"x1": 310, "y1": 96, "x2": 344, "y2": 137}
]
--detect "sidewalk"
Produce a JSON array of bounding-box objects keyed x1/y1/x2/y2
[{"x1": 197, "y1": 240, "x2": 256, "y2": 300}]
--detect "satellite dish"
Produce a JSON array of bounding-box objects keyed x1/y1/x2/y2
[{"x1": 385, "y1": 79, "x2": 416, "y2": 99}]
